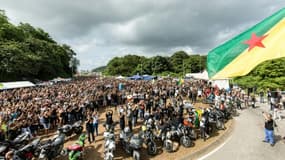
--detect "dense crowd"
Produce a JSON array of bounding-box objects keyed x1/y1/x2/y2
[{"x1": 0, "y1": 76, "x2": 284, "y2": 144}]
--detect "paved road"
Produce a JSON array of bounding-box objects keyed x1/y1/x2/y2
[{"x1": 200, "y1": 102, "x2": 285, "y2": 160}]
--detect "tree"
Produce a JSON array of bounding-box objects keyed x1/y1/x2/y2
[
  {"x1": 170, "y1": 51, "x2": 189, "y2": 74},
  {"x1": 234, "y1": 58, "x2": 285, "y2": 90},
  {"x1": 0, "y1": 10, "x2": 79, "y2": 81}
]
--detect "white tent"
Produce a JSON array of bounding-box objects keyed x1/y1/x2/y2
[
  {"x1": 185, "y1": 70, "x2": 209, "y2": 80},
  {"x1": 0, "y1": 81, "x2": 35, "y2": 90},
  {"x1": 116, "y1": 75, "x2": 125, "y2": 79},
  {"x1": 185, "y1": 70, "x2": 230, "y2": 89}
]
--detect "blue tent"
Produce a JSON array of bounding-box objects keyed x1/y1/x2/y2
[
  {"x1": 142, "y1": 75, "x2": 156, "y2": 80},
  {"x1": 128, "y1": 75, "x2": 143, "y2": 80}
]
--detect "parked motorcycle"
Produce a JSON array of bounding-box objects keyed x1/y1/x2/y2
[
  {"x1": 119, "y1": 127, "x2": 143, "y2": 160},
  {"x1": 103, "y1": 131, "x2": 116, "y2": 160},
  {"x1": 38, "y1": 133, "x2": 66, "y2": 160},
  {"x1": 11, "y1": 138, "x2": 40, "y2": 160},
  {"x1": 208, "y1": 108, "x2": 225, "y2": 130},
  {"x1": 141, "y1": 125, "x2": 157, "y2": 155},
  {"x1": 0, "y1": 132, "x2": 31, "y2": 157},
  {"x1": 162, "y1": 126, "x2": 175, "y2": 153},
  {"x1": 103, "y1": 122, "x2": 117, "y2": 160},
  {"x1": 177, "y1": 124, "x2": 193, "y2": 148},
  {"x1": 58, "y1": 120, "x2": 83, "y2": 137},
  {"x1": 66, "y1": 134, "x2": 86, "y2": 160}
]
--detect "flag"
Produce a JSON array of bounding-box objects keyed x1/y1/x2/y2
[
  {"x1": 207, "y1": 8, "x2": 285, "y2": 79},
  {"x1": 177, "y1": 78, "x2": 184, "y2": 85}
]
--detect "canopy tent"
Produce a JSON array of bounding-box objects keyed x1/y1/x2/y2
[
  {"x1": 185, "y1": 70, "x2": 230, "y2": 89},
  {"x1": 0, "y1": 81, "x2": 35, "y2": 90},
  {"x1": 51, "y1": 77, "x2": 71, "y2": 82},
  {"x1": 115, "y1": 75, "x2": 125, "y2": 79},
  {"x1": 128, "y1": 75, "x2": 143, "y2": 80},
  {"x1": 185, "y1": 70, "x2": 209, "y2": 80},
  {"x1": 142, "y1": 75, "x2": 156, "y2": 80}
]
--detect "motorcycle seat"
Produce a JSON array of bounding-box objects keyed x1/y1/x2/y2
[
  {"x1": 12, "y1": 133, "x2": 29, "y2": 144},
  {"x1": 67, "y1": 144, "x2": 83, "y2": 151},
  {"x1": 72, "y1": 121, "x2": 82, "y2": 127},
  {"x1": 61, "y1": 125, "x2": 72, "y2": 131},
  {"x1": 51, "y1": 135, "x2": 65, "y2": 146}
]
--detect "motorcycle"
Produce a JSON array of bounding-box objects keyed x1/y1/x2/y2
[
  {"x1": 58, "y1": 120, "x2": 83, "y2": 137},
  {"x1": 119, "y1": 127, "x2": 143, "y2": 160},
  {"x1": 10, "y1": 138, "x2": 40, "y2": 160},
  {"x1": 103, "y1": 123, "x2": 117, "y2": 160},
  {"x1": 141, "y1": 125, "x2": 157, "y2": 155},
  {"x1": 177, "y1": 124, "x2": 193, "y2": 148},
  {"x1": 66, "y1": 134, "x2": 86, "y2": 160},
  {"x1": 208, "y1": 108, "x2": 225, "y2": 130},
  {"x1": 38, "y1": 133, "x2": 66, "y2": 160},
  {"x1": 162, "y1": 126, "x2": 175, "y2": 153},
  {"x1": 103, "y1": 131, "x2": 116, "y2": 160},
  {"x1": 0, "y1": 132, "x2": 31, "y2": 157}
]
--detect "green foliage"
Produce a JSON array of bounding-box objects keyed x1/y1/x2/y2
[
  {"x1": 234, "y1": 58, "x2": 285, "y2": 90},
  {"x1": 104, "y1": 55, "x2": 146, "y2": 76},
  {"x1": 0, "y1": 10, "x2": 79, "y2": 81},
  {"x1": 92, "y1": 66, "x2": 106, "y2": 72},
  {"x1": 102, "y1": 51, "x2": 206, "y2": 77}
]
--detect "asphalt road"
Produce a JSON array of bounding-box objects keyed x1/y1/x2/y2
[{"x1": 200, "y1": 102, "x2": 285, "y2": 160}]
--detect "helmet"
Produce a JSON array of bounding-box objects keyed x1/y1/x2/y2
[
  {"x1": 124, "y1": 127, "x2": 131, "y2": 133},
  {"x1": 79, "y1": 134, "x2": 86, "y2": 142}
]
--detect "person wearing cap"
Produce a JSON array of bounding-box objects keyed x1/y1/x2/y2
[{"x1": 262, "y1": 112, "x2": 275, "y2": 146}]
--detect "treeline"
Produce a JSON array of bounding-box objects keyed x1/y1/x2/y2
[
  {"x1": 0, "y1": 10, "x2": 79, "y2": 82},
  {"x1": 101, "y1": 51, "x2": 206, "y2": 77},
  {"x1": 99, "y1": 50, "x2": 285, "y2": 90},
  {"x1": 234, "y1": 57, "x2": 285, "y2": 90}
]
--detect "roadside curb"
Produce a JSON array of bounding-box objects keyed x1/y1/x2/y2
[{"x1": 180, "y1": 119, "x2": 235, "y2": 160}]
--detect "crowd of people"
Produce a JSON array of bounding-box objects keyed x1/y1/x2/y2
[{"x1": 0, "y1": 76, "x2": 284, "y2": 146}]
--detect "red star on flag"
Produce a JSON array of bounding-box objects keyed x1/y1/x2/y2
[{"x1": 243, "y1": 33, "x2": 267, "y2": 51}]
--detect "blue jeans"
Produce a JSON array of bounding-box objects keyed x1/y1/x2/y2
[
  {"x1": 265, "y1": 129, "x2": 274, "y2": 144},
  {"x1": 93, "y1": 123, "x2": 98, "y2": 136}
]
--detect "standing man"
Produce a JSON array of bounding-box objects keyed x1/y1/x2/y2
[
  {"x1": 92, "y1": 111, "x2": 99, "y2": 136},
  {"x1": 106, "y1": 109, "x2": 113, "y2": 129},
  {"x1": 262, "y1": 112, "x2": 275, "y2": 146},
  {"x1": 86, "y1": 117, "x2": 95, "y2": 144}
]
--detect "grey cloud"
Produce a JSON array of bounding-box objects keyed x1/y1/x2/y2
[{"x1": 2, "y1": 0, "x2": 285, "y2": 69}]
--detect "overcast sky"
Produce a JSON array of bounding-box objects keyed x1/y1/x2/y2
[{"x1": 1, "y1": 0, "x2": 285, "y2": 70}]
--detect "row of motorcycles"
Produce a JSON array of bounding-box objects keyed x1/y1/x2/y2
[
  {"x1": 102, "y1": 103, "x2": 236, "y2": 160},
  {"x1": 0, "y1": 120, "x2": 84, "y2": 160},
  {"x1": 102, "y1": 119, "x2": 197, "y2": 160}
]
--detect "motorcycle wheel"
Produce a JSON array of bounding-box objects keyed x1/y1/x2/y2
[
  {"x1": 190, "y1": 130, "x2": 197, "y2": 140},
  {"x1": 133, "y1": 150, "x2": 140, "y2": 160},
  {"x1": 147, "y1": 141, "x2": 157, "y2": 155},
  {"x1": 180, "y1": 136, "x2": 192, "y2": 148},
  {"x1": 163, "y1": 141, "x2": 173, "y2": 153},
  {"x1": 216, "y1": 120, "x2": 225, "y2": 130}
]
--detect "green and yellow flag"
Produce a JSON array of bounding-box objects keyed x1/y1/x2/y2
[
  {"x1": 177, "y1": 78, "x2": 184, "y2": 85},
  {"x1": 207, "y1": 8, "x2": 285, "y2": 79}
]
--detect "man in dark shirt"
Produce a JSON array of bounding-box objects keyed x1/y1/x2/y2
[
  {"x1": 262, "y1": 112, "x2": 275, "y2": 146},
  {"x1": 86, "y1": 117, "x2": 95, "y2": 144},
  {"x1": 106, "y1": 110, "x2": 113, "y2": 126}
]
